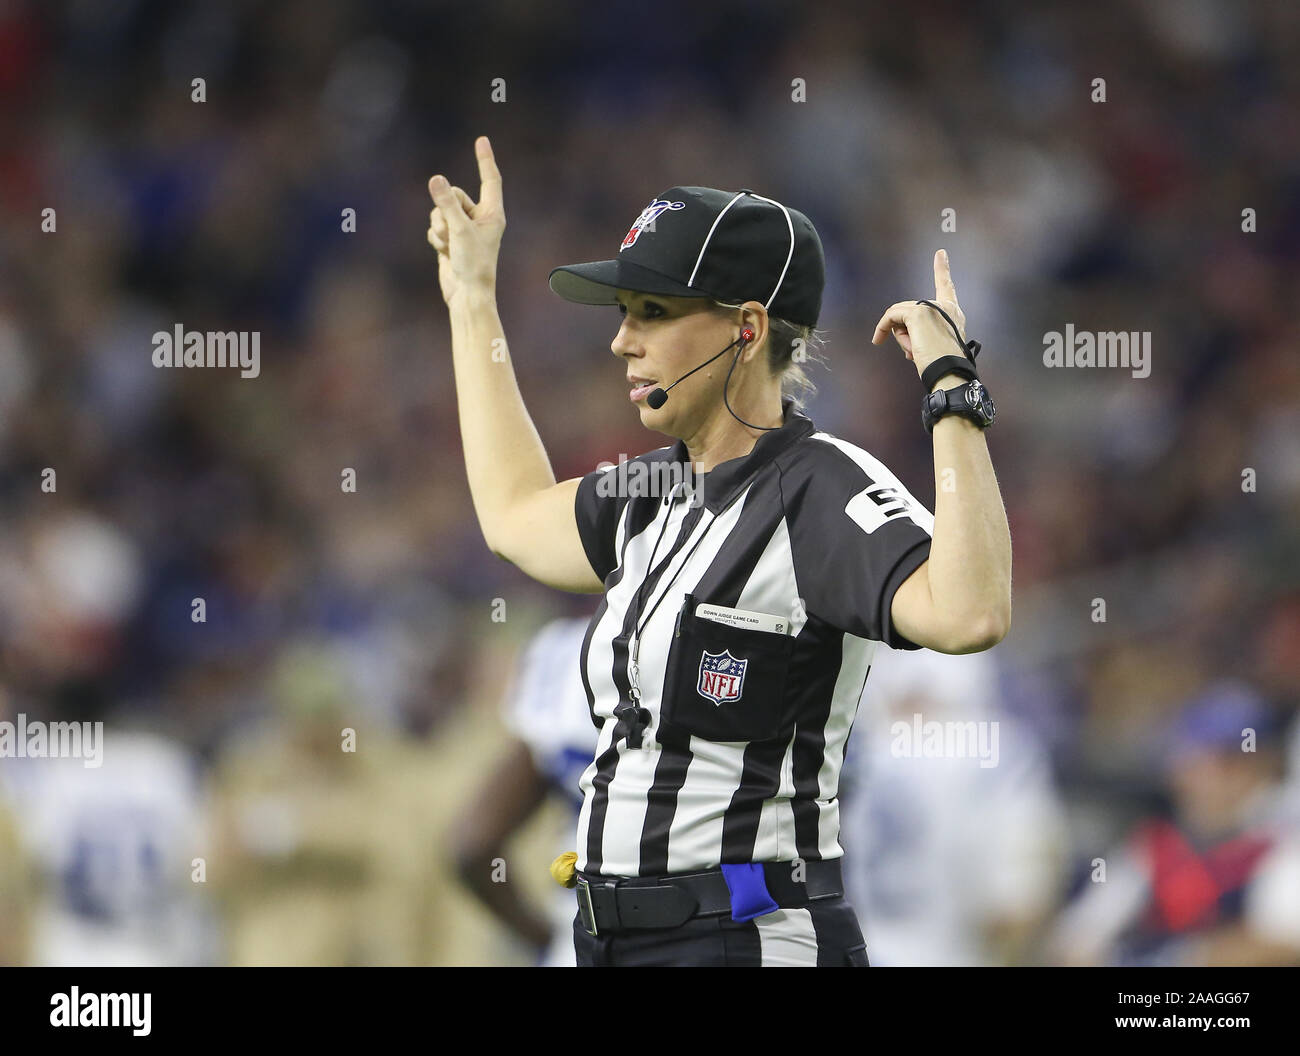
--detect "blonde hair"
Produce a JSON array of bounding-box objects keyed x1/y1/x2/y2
[{"x1": 711, "y1": 299, "x2": 828, "y2": 410}]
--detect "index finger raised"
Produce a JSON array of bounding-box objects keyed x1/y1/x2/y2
[
  {"x1": 475, "y1": 135, "x2": 503, "y2": 211},
  {"x1": 934, "y1": 248, "x2": 959, "y2": 306}
]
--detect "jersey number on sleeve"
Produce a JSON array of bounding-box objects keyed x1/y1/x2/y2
[{"x1": 845, "y1": 483, "x2": 916, "y2": 535}]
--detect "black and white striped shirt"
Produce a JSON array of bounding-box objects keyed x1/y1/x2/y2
[{"x1": 572, "y1": 395, "x2": 935, "y2": 877}]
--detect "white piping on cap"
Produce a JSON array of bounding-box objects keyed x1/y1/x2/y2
[
  {"x1": 686, "y1": 191, "x2": 747, "y2": 289},
  {"x1": 686, "y1": 190, "x2": 797, "y2": 311}
]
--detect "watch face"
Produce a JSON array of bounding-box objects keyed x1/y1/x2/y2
[{"x1": 964, "y1": 379, "x2": 996, "y2": 424}]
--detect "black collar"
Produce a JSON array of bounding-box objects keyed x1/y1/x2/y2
[{"x1": 669, "y1": 395, "x2": 816, "y2": 514}]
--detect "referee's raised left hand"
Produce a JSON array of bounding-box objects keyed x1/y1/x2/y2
[{"x1": 871, "y1": 249, "x2": 967, "y2": 384}]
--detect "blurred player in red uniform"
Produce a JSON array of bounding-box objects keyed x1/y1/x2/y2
[{"x1": 1049, "y1": 683, "x2": 1300, "y2": 966}]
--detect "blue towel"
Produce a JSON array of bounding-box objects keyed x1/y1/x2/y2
[{"x1": 720, "y1": 862, "x2": 780, "y2": 922}]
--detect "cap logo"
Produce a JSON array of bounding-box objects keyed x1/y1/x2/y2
[{"x1": 620, "y1": 199, "x2": 685, "y2": 252}]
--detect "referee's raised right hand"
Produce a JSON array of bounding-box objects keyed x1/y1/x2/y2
[{"x1": 427, "y1": 135, "x2": 506, "y2": 306}]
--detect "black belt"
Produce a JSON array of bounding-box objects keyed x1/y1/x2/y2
[{"x1": 575, "y1": 859, "x2": 843, "y2": 936}]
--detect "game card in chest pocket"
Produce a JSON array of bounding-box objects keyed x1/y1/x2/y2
[{"x1": 660, "y1": 593, "x2": 795, "y2": 743}]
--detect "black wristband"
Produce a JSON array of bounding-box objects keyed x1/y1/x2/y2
[{"x1": 920, "y1": 355, "x2": 978, "y2": 392}]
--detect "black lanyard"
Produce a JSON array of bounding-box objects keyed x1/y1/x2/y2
[{"x1": 625, "y1": 461, "x2": 773, "y2": 700}]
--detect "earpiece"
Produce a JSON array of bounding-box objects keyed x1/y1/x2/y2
[{"x1": 740, "y1": 327, "x2": 754, "y2": 344}]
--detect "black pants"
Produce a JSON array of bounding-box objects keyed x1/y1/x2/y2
[{"x1": 573, "y1": 895, "x2": 870, "y2": 966}]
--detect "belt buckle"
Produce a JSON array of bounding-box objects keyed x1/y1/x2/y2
[{"x1": 576, "y1": 877, "x2": 598, "y2": 936}]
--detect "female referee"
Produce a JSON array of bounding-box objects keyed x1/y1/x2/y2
[{"x1": 427, "y1": 136, "x2": 1012, "y2": 967}]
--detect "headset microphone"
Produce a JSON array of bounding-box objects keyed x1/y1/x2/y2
[{"x1": 646, "y1": 328, "x2": 754, "y2": 410}]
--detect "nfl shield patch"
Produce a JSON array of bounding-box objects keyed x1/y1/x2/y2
[{"x1": 696, "y1": 648, "x2": 748, "y2": 706}]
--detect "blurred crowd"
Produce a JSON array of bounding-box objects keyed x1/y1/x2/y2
[{"x1": 0, "y1": 0, "x2": 1297, "y2": 965}]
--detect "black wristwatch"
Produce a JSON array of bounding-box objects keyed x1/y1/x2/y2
[{"x1": 922, "y1": 378, "x2": 996, "y2": 433}]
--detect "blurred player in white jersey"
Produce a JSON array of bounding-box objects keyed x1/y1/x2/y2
[
  {"x1": 0, "y1": 698, "x2": 214, "y2": 966},
  {"x1": 453, "y1": 615, "x2": 598, "y2": 967},
  {"x1": 839, "y1": 645, "x2": 1067, "y2": 966}
]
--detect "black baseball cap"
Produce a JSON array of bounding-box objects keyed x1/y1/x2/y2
[{"x1": 549, "y1": 186, "x2": 825, "y2": 328}]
